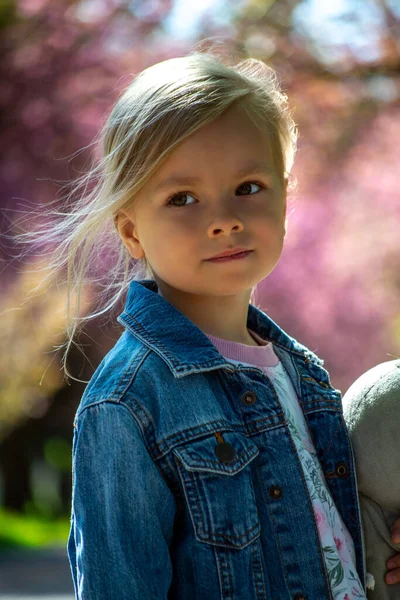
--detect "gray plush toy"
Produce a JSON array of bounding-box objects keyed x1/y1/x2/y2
[{"x1": 342, "y1": 359, "x2": 400, "y2": 599}]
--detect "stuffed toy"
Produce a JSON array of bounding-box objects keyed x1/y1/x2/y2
[{"x1": 343, "y1": 359, "x2": 400, "y2": 598}]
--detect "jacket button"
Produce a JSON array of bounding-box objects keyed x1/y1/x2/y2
[
  {"x1": 336, "y1": 462, "x2": 350, "y2": 478},
  {"x1": 242, "y1": 391, "x2": 257, "y2": 405},
  {"x1": 325, "y1": 461, "x2": 350, "y2": 480},
  {"x1": 215, "y1": 442, "x2": 236, "y2": 463},
  {"x1": 269, "y1": 485, "x2": 283, "y2": 499},
  {"x1": 293, "y1": 595, "x2": 306, "y2": 600}
]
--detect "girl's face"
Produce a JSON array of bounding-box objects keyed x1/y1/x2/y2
[{"x1": 117, "y1": 102, "x2": 287, "y2": 303}]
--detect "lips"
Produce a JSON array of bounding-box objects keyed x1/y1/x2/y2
[{"x1": 208, "y1": 247, "x2": 250, "y2": 260}]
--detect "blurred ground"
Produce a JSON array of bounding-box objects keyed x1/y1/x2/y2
[{"x1": 0, "y1": 546, "x2": 74, "y2": 598}]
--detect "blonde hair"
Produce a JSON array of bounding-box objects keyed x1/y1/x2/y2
[{"x1": 8, "y1": 43, "x2": 299, "y2": 384}]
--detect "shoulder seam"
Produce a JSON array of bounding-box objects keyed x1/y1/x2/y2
[{"x1": 74, "y1": 398, "x2": 148, "y2": 446}]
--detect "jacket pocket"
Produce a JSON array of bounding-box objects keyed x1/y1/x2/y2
[{"x1": 172, "y1": 431, "x2": 261, "y2": 550}]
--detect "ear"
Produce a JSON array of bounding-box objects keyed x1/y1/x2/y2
[{"x1": 114, "y1": 210, "x2": 145, "y2": 260}]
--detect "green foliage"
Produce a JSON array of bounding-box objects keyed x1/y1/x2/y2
[
  {"x1": 44, "y1": 437, "x2": 72, "y2": 472},
  {"x1": 0, "y1": 0, "x2": 18, "y2": 30},
  {"x1": 0, "y1": 507, "x2": 69, "y2": 551}
]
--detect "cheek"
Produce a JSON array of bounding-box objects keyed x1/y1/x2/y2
[
  {"x1": 252, "y1": 206, "x2": 284, "y2": 230},
  {"x1": 163, "y1": 213, "x2": 200, "y2": 238},
  {"x1": 146, "y1": 217, "x2": 197, "y2": 258}
]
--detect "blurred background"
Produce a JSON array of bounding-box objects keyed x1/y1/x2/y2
[{"x1": 0, "y1": 0, "x2": 399, "y2": 596}]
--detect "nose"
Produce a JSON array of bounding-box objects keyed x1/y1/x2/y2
[
  {"x1": 207, "y1": 210, "x2": 245, "y2": 237},
  {"x1": 209, "y1": 221, "x2": 244, "y2": 236}
]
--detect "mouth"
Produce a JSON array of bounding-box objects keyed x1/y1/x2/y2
[{"x1": 206, "y1": 250, "x2": 253, "y2": 262}]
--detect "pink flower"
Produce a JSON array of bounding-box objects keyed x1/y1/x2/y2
[
  {"x1": 334, "y1": 534, "x2": 349, "y2": 564},
  {"x1": 314, "y1": 506, "x2": 329, "y2": 535},
  {"x1": 334, "y1": 536, "x2": 343, "y2": 552}
]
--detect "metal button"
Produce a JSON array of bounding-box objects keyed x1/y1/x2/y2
[
  {"x1": 241, "y1": 391, "x2": 256, "y2": 405},
  {"x1": 293, "y1": 594, "x2": 306, "y2": 600},
  {"x1": 269, "y1": 485, "x2": 282, "y2": 499},
  {"x1": 336, "y1": 462, "x2": 350, "y2": 478},
  {"x1": 325, "y1": 461, "x2": 350, "y2": 480}
]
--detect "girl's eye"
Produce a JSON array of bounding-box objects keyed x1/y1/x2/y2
[
  {"x1": 237, "y1": 182, "x2": 263, "y2": 196},
  {"x1": 166, "y1": 181, "x2": 264, "y2": 208},
  {"x1": 166, "y1": 191, "x2": 196, "y2": 208}
]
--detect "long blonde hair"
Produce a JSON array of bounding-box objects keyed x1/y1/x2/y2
[{"x1": 8, "y1": 43, "x2": 298, "y2": 383}]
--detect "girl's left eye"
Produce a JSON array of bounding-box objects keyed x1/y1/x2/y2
[{"x1": 166, "y1": 181, "x2": 264, "y2": 208}]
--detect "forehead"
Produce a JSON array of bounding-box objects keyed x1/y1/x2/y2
[
  {"x1": 151, "y1": 106, "x2": 276, "y2": 187},
  {"x1": 173, "y1": 104, "x2": 272, "y2": 157}
]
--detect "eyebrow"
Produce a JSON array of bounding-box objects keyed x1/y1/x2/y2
[{"x1": 152, "y1": 160, "x2": 274, "y2": 194}]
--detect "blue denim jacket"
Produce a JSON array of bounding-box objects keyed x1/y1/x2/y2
[{"x1": 67, "y1": 279, "x2": 367, "y2": 599}]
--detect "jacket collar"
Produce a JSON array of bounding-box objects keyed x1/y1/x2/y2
[{"x1": 117, "y1": 279, "x2": 323, "y2": 377}]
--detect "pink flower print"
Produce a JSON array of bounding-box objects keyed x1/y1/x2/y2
[
  {"x1": 334, "y1": 536, "x2": 343, "y2": 553},
  {"x1": 334, "y1": 534, "x2": 349, "y2": 564},
  {"x1": 343, "y1": 589, "x2": 362, "y2": 599},
  {"x1": 314, "y1": 505, "x2": 329, "y2": 536}
]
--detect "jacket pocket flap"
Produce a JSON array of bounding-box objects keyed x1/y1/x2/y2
[{"x1": 172, "y1": 431, "x2": 260, "y2": 475}]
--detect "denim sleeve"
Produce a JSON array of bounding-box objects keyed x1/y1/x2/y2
[{"x1": 67, "y1": 401, "x2": 176, "y2": 599}]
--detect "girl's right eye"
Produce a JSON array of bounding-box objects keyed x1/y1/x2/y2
[{"x1": 166, "y1": 192, "x2": 195, "y2": 208}]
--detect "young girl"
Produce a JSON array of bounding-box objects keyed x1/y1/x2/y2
[{"x1": 26, "y1": 45, "x2": 383, "y2": 598}]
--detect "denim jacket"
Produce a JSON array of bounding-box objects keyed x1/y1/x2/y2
[{"x1": 67, "y1": 279, "x2": 367, "y2": 599}]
